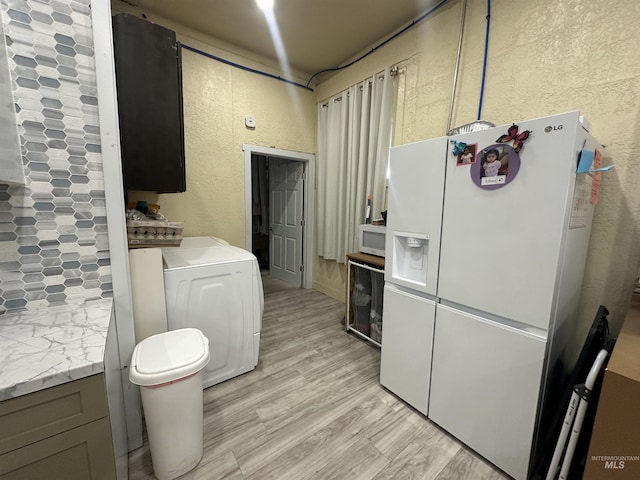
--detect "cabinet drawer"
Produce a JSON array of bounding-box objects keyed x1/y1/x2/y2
[
  {"x1": 0, "y1": 374, "x2": 108, "y2": 455},
  {"x1": 0, "y1": 417, "x2": 115, "y2": 479}
]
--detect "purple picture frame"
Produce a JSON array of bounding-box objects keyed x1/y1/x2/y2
[{"x1": 470, "y1": 143, "x2": 521, "y2": 190}]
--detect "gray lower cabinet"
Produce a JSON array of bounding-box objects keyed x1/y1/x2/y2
[{"x1": 0, "y1": 374, "x2": 116, "y2": 479}]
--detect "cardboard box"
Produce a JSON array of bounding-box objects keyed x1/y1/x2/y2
[{"x1": 583, "y1": 295, "x2": 640, "y2": 479}]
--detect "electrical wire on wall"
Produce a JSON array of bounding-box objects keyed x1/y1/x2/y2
[
  {"x1": 119, "y1": 7, "x2": 314, "y2": 92},
  {"x1": 125, "y1": 0, "x2": 488, "y2": 100},
  {"x1": 180, "y1": 43, "x2": 314, "y2": 92},
  {"x1": 305, "y1": 0, "x2": 451, "y2": 88},
  {"x1": 477, "y1": 0, "x2": 491, "y2": 120},
  {"x1": 125, "y1": 1, "x2": 454, "y2": 93}
]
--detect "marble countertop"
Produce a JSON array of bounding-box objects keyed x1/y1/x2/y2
[{"x1": 0, "y1": 298, "x2": 113, "y2": 401}]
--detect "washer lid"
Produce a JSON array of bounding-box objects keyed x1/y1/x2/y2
[
  {"x1": 173, "y1": 236, "x2": 230, "y2": 249},
  {"x1": 162, "y1": 245, "x2": 252, "y2": 270},
  {"x1": 129, "y1": 328, "x2": 210, "y2": 386}
]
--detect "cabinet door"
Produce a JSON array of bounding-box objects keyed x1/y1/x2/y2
[
  {"x1": 112, "y1": 14, "x2": 185, "y2": 193},
  {"x1": 429, "y1": 305, "x2": 546, "y2": 480},
  {"x1": 0, "y1": 417, "x2": 116, "y2": 480},
  {"x1": 380, "y1": 284, "x2": 435, "y2": 416},
  {"x1": 0, "y1": 374, "x2": 108, "y2": 455}
]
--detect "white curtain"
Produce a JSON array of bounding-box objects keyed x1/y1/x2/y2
[{"x1": 317, "y1": 67, "x2": 395, "y2": 263}]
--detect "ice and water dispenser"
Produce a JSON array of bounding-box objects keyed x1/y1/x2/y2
[{"x1": 390, "y1": 232, "x2": 429, "y2": 290}]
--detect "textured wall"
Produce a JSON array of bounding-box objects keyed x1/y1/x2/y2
[
  {"x1": 313, "y1": 0, "x2": 640, "y2": 329},
  {"x1": 159, "y1": 43, "x2": 315, "y2": 247},
  {"x1": 0, "y1": 0, "x2": 110, "y2": 315},
  {"x1": 112, "y1": 1, "x2": 316, "y2": 248},
  {"x1": 117, "y1": 0, "x2": 640, "y2": 322}
]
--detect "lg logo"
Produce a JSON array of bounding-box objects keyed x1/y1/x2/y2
[{"x1": 544, "y1": 125, "x2": 563, "y2": 132}]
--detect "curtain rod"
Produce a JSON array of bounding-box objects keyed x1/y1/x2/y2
[{"x1": 320, "y1": 66, "x2": 402, "y2": 107}]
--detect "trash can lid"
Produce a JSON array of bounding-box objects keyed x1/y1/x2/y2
[{"x1": 129, "y1": 328, "x2": 210, "y2": 386}]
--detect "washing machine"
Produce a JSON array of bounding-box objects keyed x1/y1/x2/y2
[{"x1": 161, "y1": 237, "x2": 263, "y2": 388}]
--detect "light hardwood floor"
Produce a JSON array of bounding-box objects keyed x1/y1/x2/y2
[{"x1": 128, "y1": 275, "x2": 511, "y2": 480}]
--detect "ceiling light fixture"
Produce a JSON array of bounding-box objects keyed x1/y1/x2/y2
[{"x1": 256, "y1": 0, "x2": 274, "y2": 11}]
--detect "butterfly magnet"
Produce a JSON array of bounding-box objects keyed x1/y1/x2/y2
[{"x1": 496, "y1": 124, "x2": 531, "y2": 153}]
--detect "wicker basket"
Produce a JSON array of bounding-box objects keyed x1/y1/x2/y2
[{"x1": 127, "y1": 220, "x2": 184, "y2": 248}]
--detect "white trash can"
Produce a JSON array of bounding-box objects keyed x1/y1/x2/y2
[{"x1": 130, "y1": 328, "x2": 210, "y2": 480}]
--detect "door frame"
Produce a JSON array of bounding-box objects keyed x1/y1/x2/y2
[{"x1": 243, "y1": 144, "x2": 315, "y2": 289}]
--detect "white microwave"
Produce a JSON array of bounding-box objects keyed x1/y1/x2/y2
[{"x1": 358, "y1": 224, "x2": 386, "y2": 257}]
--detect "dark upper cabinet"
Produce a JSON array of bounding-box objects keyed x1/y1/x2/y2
[{"x1": 112, "y1": 14, "x2": 186, "y2": 193}]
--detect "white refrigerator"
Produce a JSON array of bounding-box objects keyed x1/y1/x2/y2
[{"x1": 380, "y1": 111, "x2": 603, "y2": 480}]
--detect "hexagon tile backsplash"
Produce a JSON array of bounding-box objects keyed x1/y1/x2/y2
[{"x1": 0, "y1": 0, "x2": 112, "y2": 315}]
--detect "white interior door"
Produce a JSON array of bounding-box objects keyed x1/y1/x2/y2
[
  {"x1": 429, "y1": 304, "x2": 546, "y2": 480},
  {"x1": 269, "y1": 158, "x2": 304, "y2": 285}
]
